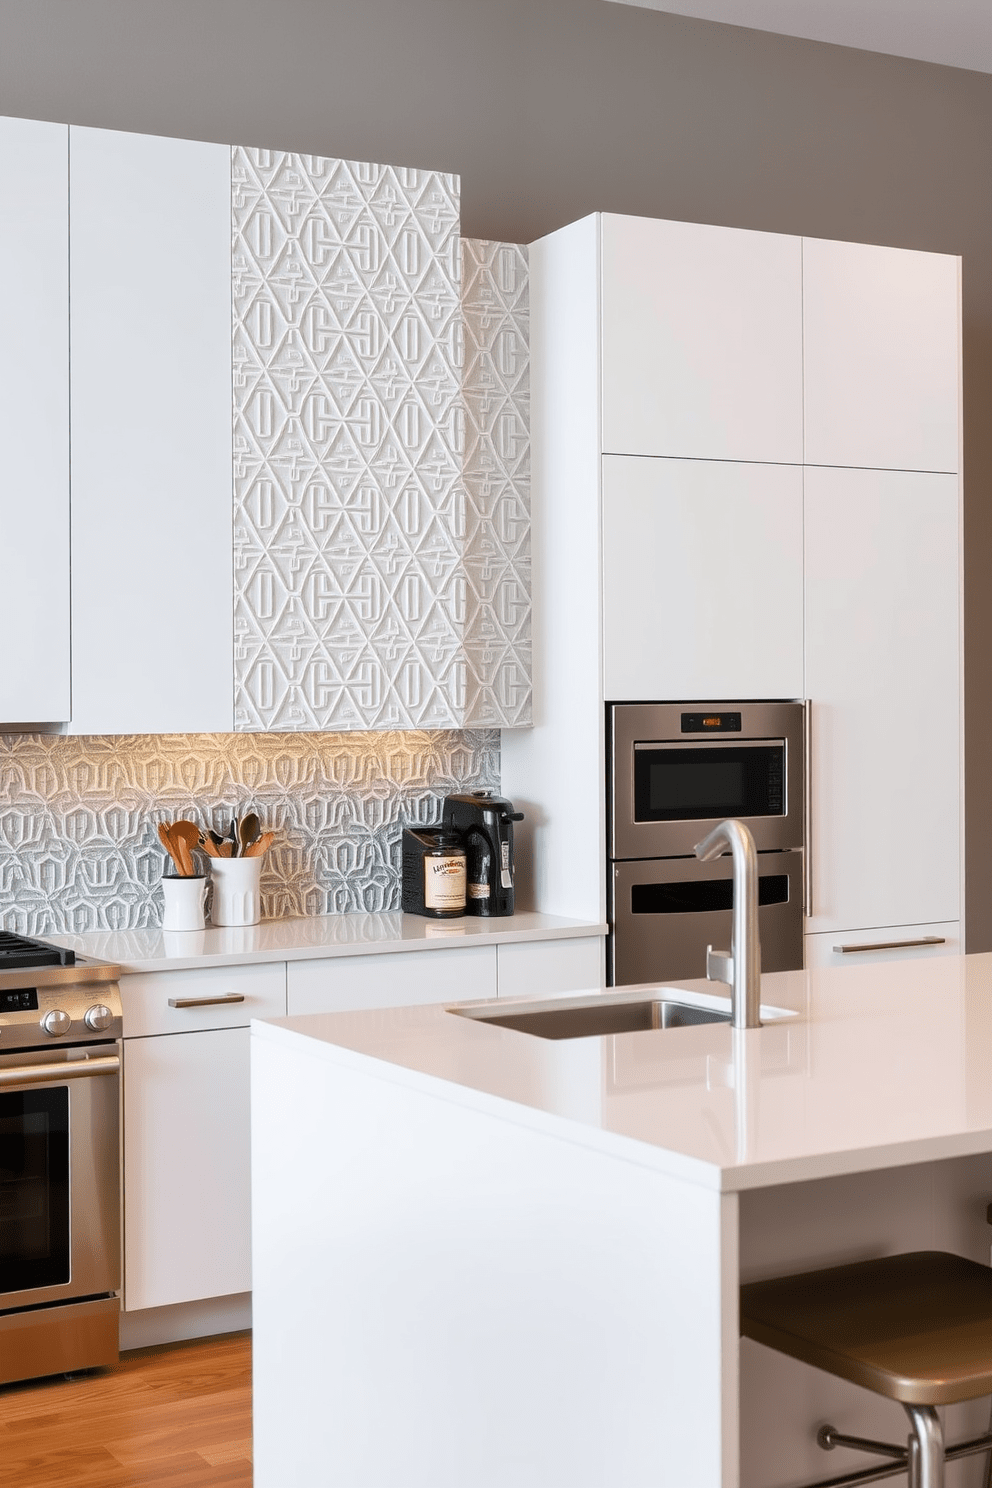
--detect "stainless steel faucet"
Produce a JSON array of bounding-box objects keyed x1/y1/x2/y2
[{"x1": 693, "y1": 819, "x2": 762, "y2": 1029}]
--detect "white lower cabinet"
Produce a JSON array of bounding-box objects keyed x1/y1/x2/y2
[
  {"x1": 123, "y1": 1027, "x2": 251, "y2": 1312},
  {"x1": 287, "y1": 946, "x2": 497, "y2": 1015},
  {"x1": 805, "y1": 921, "x2": 961, "y2": 971},
  {"x1": 496, "y1": 937, "x2": 603, "y2": 999},
  {"x1": 121, "y1": 962, "x2": 286, "y2": 1312}
]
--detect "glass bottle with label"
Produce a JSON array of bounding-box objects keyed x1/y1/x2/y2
[{"x1": 423, "y1": 833, "x2": 467, "y2": 918}]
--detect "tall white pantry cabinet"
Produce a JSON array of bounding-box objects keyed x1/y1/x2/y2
[{"x1": 501, "y1": 212, "x2": 963, "y2": 968}]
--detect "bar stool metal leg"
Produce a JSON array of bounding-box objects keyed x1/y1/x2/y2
[
  {"x1": 904, "y1": 1406, "x2": 943, "y2": 1488},
  {"x1": 982, "y1": 1396, "x2": 992, "y2": 1488}
]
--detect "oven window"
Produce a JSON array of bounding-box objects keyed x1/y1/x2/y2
[
  {"x1": 631, "y1": 875, "x2": 790, "y2": 914},
  {"x1": 633, "y1": 744, "x2": 785, "y2": 822},
  {"x1": 0, "y1": 1087, "x2": 70, "y2": 1294}
]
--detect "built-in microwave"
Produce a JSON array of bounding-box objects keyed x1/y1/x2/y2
[{"x1": 608, "y1": 701, "x2": 805, "y2": 861}]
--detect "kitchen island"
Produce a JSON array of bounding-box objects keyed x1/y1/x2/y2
[{"x1": 250, "y1": 954, "x2": 992, "y2": 1488}]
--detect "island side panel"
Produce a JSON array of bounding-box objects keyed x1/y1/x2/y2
[{"x1": 252, "y1": 1030, "x2": 738, "y2": 1488}]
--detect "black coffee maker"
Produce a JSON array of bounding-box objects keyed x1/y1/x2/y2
[{"x1": 441, "y1": 791, "x2": 524, "y2": 917}]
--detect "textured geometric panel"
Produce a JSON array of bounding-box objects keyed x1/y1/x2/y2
[
  {"x1": 233, "y1": 148, "x2": 465, "y2": 731},
  {"x1": 0, "y1": 730, "x2": 498, "y2": 933},
  {"x1": 460, "y1": 240, "x2": 532, "y2": 727}
]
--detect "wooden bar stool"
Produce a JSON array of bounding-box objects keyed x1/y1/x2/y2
[{"x1": 740, "y1": 1251, "x2": 992, "y2": 1488}]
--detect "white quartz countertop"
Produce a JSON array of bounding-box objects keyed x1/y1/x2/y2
[
  {"x1": 253, "y1": 952, "x2": 992, "y2": 1193},
  {"x1": 49, "y1": 910, "x2": 606, "y2": 975}
]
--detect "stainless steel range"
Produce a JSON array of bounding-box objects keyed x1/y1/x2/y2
[{"x1": 0, "y1": 931, "x2": 122, "y2": 1385}]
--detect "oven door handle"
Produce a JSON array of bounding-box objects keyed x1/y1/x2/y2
[{"x1": 0, "y1": 1054, "x2": 120, "y2": 1087}]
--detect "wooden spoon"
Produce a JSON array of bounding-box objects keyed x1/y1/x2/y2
[
  {"x1": 157, "y1": 822, "x2": 185, "y2": 875},
  {"x1": 239, "y1": 813, "x2": 260, "y2": 857},
  {"x1": 244, "y1": 830, "x2": 275, "y2": 859},
  {"x1": 171, "y1": 821, "x2": 200, "y2": 878}
]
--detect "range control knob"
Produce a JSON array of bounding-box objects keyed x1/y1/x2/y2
[
  {"x1": 42, "y1": 1010, "x2": 72, "y2": 1038},
  {"x1": 84, "y1": 1004, "x2": 114, "y2": 1032}
]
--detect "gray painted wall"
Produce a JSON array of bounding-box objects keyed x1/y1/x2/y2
[{"x1": 3, "y1": 0, "x2": 990, "y2": 942}]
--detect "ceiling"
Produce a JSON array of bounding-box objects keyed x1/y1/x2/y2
[{"x1": 603, "y1": 0, "x2": 992, "y2": 74}]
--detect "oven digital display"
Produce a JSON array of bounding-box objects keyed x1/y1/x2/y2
[
  {"x1": 0, "y1": 989, "x2": 38, "y2": 1013},
  {"x1": 680, "y1": 712, "x2": 742, "y2": 733}
]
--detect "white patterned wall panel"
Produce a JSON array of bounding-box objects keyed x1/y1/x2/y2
[
  {"x1": 460, "y1": 240, "x2": 532, "y2": 727},
  {"x1": 233, "y1": 148, "x2": 466, "y2": 731},
  {"x1": 0, "y1": 730, "x2": 498, "y2": 932}
]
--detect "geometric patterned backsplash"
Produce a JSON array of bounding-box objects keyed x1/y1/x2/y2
[
  {"x1": 0, "y1": 728, "x2": 498, "y2": 933},
  {"x1": 461, "y1": 239, "x2": 531, "y2": 727},
  {"x1": 233, "y1": 149, "x2": 465, "y2": 730},
  {"x1": 232, "y1": 145, "x2": 530, "y2": 731}
]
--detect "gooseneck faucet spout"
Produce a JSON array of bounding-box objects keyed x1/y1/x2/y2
[{"x1": 693, "y1": 819, "x2": 762, "y2": 1029}]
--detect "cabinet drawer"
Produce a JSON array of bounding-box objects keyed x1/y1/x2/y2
[
  {"x1": 122, "y1": 962, "x2": 287, "y2": 1038},
  {"x1": 805, "y1": 921, "x2": 960, "y2": 971},
  {"x1": 287, "y1": 946, "x2": 496, "y2": 1016}
]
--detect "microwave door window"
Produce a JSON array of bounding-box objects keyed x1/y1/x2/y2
[{"x1": 634, "y1": 745, "x2": 785, "y2": 822}]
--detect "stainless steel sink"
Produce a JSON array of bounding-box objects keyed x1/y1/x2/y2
[
  {"x1": 450, "y1": 989, "x2": 796, "y2": 1041},
  {"x1": 466, "y1": 998, "x2": 729, "y2": 1040}
]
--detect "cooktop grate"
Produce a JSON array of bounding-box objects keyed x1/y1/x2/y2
[{"x1": 0, "y1": 931, "x2": 75, "y2": 969}]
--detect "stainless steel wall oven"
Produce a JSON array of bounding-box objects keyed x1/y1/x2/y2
[
  {"x1": 607, "y1": 702, "x2": 805, "y2": 986},
  {"x1": 0, "y1": 934, "x2": 122, "y2": 1385}
]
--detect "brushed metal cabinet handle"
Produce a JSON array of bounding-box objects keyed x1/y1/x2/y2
[
  {"x1": 831, "y1": 937, "x2": 946, "y2": 954},
  {"x1": 167, "y1": 993, "x2": 247, "y2": 1009},
  {"x1": 0, "y1": 1054, "x2": 120, "y2": 1086}
]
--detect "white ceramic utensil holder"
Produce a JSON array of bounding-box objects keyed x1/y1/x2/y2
[
  {"x1": 161, "y1": 874, "x2": 207, "y2": 932},
  {"x1": 209, "y1": 856, "x2": 262, "y2": 926}
]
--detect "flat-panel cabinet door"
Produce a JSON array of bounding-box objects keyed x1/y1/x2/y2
[
  {"x1": 803, "y1": 237, "x2": 960, "y2": 473},
  {"x1": 805, "y1": 467, "x2": 960, "y2": 935},
  {"x1": 69, "y1": 127, "x2": 233, "y2": 734},
  {"x1": 123, "y1": 1027, "x2": 250, "y2": 1311},
  {"x1": 600, "y1": 215, "x2": 803, "y2": 464},
  {"x1": 0, "y1": 118, "x2": 70, "y2": 724},
  {"x1": 602, "y1": 456, "x2": 804, "y2": 701}
]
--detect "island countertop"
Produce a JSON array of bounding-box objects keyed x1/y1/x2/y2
[{"x1": 253, "y1": 950, "x2": 992, "y2": 1192}]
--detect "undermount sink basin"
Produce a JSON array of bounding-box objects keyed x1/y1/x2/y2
[
  {"x1": 450, "y1": 989, "x2": 797, "y2": 1041},
  {"x1": 465, "y1": 998, "x2": 729, "y2": 1040}
]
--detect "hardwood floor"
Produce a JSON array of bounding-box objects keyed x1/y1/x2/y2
[{"x1": 0, "y1": 1332, "x2": 251, "y2": 1487}]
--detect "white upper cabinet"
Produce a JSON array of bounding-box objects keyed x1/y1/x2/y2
[
  {"x1": 68, "y1": 127, "x2": 234, "y2": 735},
  {"x1": 600, "y1": 215, "x2": 803, "y2": 464},
  {"x1": 802, "y1": 237, "x2": 961, "y2": 473},
  {"x1": 602, "y1": 455, "x2": 803, "y2": 701},
  {"x1": 0, "y1": 118, "x2": 70, "y2": 723},
  {"x1": 804, "y1": 466, "x2": 960, "y2": 935}
]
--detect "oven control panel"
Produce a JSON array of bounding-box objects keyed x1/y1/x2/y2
[{"x1": 0, "y1": 966, "x2": 122, "y2": 1052}]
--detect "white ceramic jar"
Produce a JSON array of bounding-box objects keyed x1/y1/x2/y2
[{"x1": 209, "y1": 857, "x2": 262, "y2": 926}]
